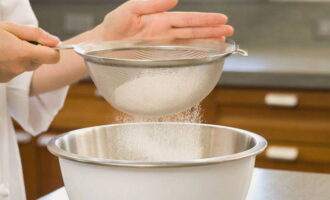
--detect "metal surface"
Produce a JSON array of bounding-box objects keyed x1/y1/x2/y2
[
  {"x1": 69, "y1": 39, "x2": 247, "y2": 68},
  {"x1": 53, "y1": 44, "x2": 75, "y2": 50},
  {"x1": 48, "y1": 122, "x2": 267, "y2": 168}
]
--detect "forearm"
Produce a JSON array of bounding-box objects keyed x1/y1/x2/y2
[{"x1": 30, "y1": 26, "x2": 102, "y2": 95}]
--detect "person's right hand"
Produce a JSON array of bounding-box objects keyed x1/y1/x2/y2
[
  {"x1": 0, "y1": 22, "x2": 60, "y2": 82},
  {"x1": 94, "y1": 0, "x2": 233, "y2": 42}
]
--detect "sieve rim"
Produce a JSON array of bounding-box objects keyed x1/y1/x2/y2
[
  {"x1": 73, "y1": 39, "x2": 238, "y2": 68},
  {"x1": 47, "y1": 122, "x2": 267, "y2": 168}
]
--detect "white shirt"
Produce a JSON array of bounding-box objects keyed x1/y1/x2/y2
[{"x1": 0, "y1": 1, "x2": 69, "y2": 199}]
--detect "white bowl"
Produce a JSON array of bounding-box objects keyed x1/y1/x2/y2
[{"x1": 48, "y1": 122, "x2": 267, "y2": 200}]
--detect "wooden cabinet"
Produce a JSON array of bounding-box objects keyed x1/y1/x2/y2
[
  {"x1": 35, "y1": 132, "x2": 64, "y2": 197},
  {"x1": 18, "y1": 83, "x2": 330, "y2": 199},
  {"x1": 50, "y1": 83, "x2": 120, "y2": 130},
  {"x1": 204, "y1": 87, "x2": 330, "y2": 173},
  {"x1": 17, "y1": 132, "x2": 38, "y2": 200},
  {"x1": 17, "y1": 83, "x2": 119, "y2": 199}
]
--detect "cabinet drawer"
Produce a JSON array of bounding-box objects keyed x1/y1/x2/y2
[
  {"x1": 260, "y1": 141, "x2": 330, "y2": 164},
  {"x1": 256, "y1": 141, "x2": 330, "y2": 173},
  {"x1": 51, "y1": 83, "x2": 119, "y2": 130},
  {"x1": 215, "y1": 87, "x2": 330, "y2": 110},
  {"x1": 215, "y1": 106, "x2": 330, "y2": 145}
]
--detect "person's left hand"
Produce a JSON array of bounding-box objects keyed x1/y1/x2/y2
[{"x1": 93, "y1": 0, "x2": 233, "y2": 42}]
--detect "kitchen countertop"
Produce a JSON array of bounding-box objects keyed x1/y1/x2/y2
[
  {"x1": 39, "y1": 168, "x2": 330, "y2": 200},
  {"x1": 220, "y1": 47, "x2": 330, "y2": 90}
]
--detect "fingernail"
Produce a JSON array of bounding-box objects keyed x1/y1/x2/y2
[
  {"x1": 226, "y1": 25, "x2": 234, "y2": 36},
  {"x1": 41, "y1": 33, "x2": 61, "y2": 46}
]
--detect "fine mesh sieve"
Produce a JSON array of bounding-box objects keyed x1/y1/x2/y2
[
  {"x1": 89, "y1": 47, "x2": 212, "y2": 62},
  {"x1": 73, "y1": 39, "x2": 247, "y2": 117}
]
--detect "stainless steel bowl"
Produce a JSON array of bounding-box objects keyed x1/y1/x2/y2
[{"x1": 48, "y1": 122, "x2": 266, "y2": 200}]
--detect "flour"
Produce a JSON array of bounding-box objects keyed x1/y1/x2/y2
[
  {"x1": 112, "y1": 63, "x2": 219, "y2": 117},
  {"x1": 109, "y1": 65, "x2": 217, "y2": 161},
  {"x1": 112, "y1": 105, "x2": 205, "y2": 161},
  {"x1": 107, "y1": 122, "x2": 205, "y2": 161},
  {"x1": 115, "y1": 104, "x2": 202, "y2": 124}
]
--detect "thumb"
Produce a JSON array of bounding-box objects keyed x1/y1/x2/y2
[{"x1": 125, "y1": 0, "x2": 178, "y2": 16}]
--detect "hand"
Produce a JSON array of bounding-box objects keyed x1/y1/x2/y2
[
  {"x1": 94, "y1": 0, "x2": 233, "y2": 41},
  {"x1": 0, "y1": 22, "x2": 60, "y2": 82}
]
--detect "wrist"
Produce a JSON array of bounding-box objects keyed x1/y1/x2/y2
[{"x1": 89, "y1": 24, "x2": 108, "y2": 41}]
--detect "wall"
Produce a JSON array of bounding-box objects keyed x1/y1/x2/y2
[
  {"x1": 30, "y1": 0, "x2": 330, "y2": 47},
  {"x1": 30, "y1": 0, "x2": 330, "y2": 71}
]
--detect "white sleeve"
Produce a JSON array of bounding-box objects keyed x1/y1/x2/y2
[
  {"x1": 1, "y1": 0, "x2": 38, "y2": 27},
  {"x1": 6, "y1": 72, "x2": 69, "y2": 136}
]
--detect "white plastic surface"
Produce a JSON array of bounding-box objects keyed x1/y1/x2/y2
[
  {"x1": 265, "y1": 93, "x2": 298, "y2": 107},
  {"x1": 266, "y1": 146, "x2": 299, "y2": 161},
  {"x1": 59, "y1": 156, "x2": 256, "y2": 200}
]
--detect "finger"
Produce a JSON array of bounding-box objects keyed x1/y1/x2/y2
[
  {"x1": 0, "y1": 22, "x2": 60, "y2": 47},
  {"x1": 21, "y1": 41, "x2": 60, "y2": 65},
  {"x1": 172, "y1": 25, "x2": 234, "y2": 39},
  {"x1": 124, "y1": 0, "x2": 178, "y2": 16},
  {"x1": 166, "y1": 12, "x2": 228, "y2": 27},
  {"x1": 20, "y1": 60, "x2": 42, "y2": 71},
  {"x1": 206, "y1": 36, "x2": 227, "y2": 42}
]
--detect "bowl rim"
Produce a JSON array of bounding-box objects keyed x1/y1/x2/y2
[
  {"x1": 73, "y1": 39, "x2": 238, "y2": 68},
  {"x1": 47, "y1": 122, "x2": 267, "y2": 168}
]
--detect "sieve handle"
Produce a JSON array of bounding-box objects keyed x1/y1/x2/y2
[
  {"x1": 233, "y1": 48, "x2": 248, "y2": 56},
  {"x1": 226, "y1": 40, "x2": 248, "y2": 56},
  {"x1": 28, "y1": 41, "x2": 75, "y2": 50},
  {"x1": 53, "y1": 44, "x2": 76, "y2": 50},
  {"x1": 235, "y1": 48, "x2": 248, "y2": 56}
]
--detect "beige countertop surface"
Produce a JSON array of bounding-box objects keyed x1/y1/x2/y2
[
  {"x1": 219, "y1": 47, "x2": 330, "y2": 89},
  {"x1": 39, "y1": 168, "x2": 330, "y2": 200}
]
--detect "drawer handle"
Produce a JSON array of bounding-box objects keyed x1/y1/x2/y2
[
  {"x1": 37, "y1": 134, "x2": 57, "y2": 147},
  {"x1": 265, "y1": 93, "x2": 298, "y2": 108},
  {"x1": 94, "y1": 89, "x2": 103, "y2": 98},
  {"x1": 16, "y1": 131, "x2": 32, "y2": 144},
  {"x1": 266, "y1": 146, "x2": 299, "y2": 161}
]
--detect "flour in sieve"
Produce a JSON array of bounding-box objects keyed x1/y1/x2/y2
[{"x1": 112, "y1": 66, "x2": 210, "y2": 116}]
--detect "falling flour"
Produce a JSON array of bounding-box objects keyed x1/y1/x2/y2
[
  {"x1": 115, "y1": 104, "x2": 203, "y2": 124},
  {"x1": 108, "y1": 66, "x2": 217, "y2": 161},
  {"x1": 111, "y1": 104, "x2": 206, "y2": 161}
]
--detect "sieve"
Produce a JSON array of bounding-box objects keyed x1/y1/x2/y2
[{"x1": 60, "y1": 39, "x2": 247, "y2": 117}]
